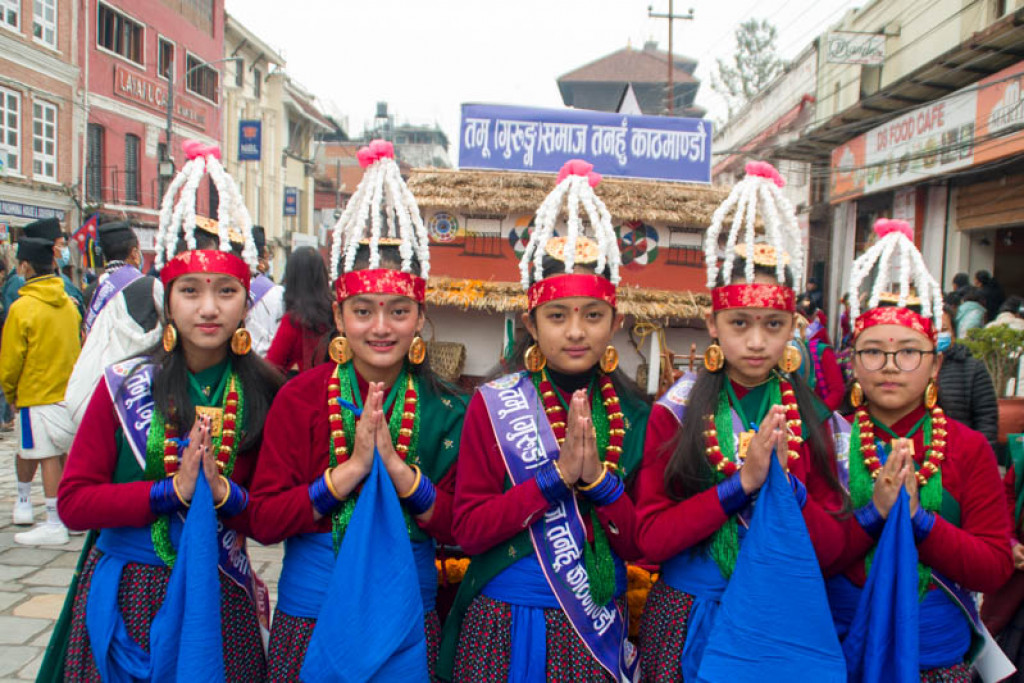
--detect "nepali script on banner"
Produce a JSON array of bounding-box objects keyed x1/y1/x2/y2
[{"x1": 459, "y1": 103, "x2": 713, "y2": 184}]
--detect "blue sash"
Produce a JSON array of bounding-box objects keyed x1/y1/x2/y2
[
  {"x1": 86, "y1": 475, "x2": 224, "y2": 682},
  {"x1": 277, "y1": 533, "x2": 438, "y2": 619},
  {"x1": 103, "y1": 358, "x2": 270, "y2": 630},
  {"x1": 480, "y1": 372, "x2": 638, "y2": 683},
  {"x1": 84, "y1": 265, "x2": 142, "y2": 334},
  {"x1": 249, "y1": 274, "x2": 274, "y2": 306}
]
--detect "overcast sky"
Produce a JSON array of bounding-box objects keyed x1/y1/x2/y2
[{"x1": 225, "y1": 0, "x2": 860, "y2": 153}]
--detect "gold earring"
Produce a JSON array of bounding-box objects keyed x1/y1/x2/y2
[
  {"x1": 162, "y1": 323, "x2": 178, "y2": 353},
  {"x1": 850, "y1": 381, "x2": 864, "y2": 408},
  {"x1": 329, "y1": 336, "x2": 352, "y2": 365},
  {"x1": 231, "y1": 327, "x2": 252, "y2": 355},
  {"x1": 924, "y1": 379, "x2": 938, "y2": 409},
  {"x1": 524, "y1": 344, "x2": 546, "y2": 373},
  {"x1": 703, "y1": 342, "x2": 724, "y2": 373},
  {"x1": 778, "y1": 345, "x2": 802, "y2": 374},
  {"x1": 408, "y1": 335, "x2": 427, "y2": 365},
  {"x1": 600, "y1": 345, "x2": 619, "y2": 374}
]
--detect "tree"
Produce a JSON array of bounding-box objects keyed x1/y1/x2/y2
[{"x1": 711, "y1": 19, "x2": 785, "y2": 119}]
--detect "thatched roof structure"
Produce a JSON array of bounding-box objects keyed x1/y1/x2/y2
[
  {"x1": 427, "y1": 277, "x2": 709, "y2": 322},
  {"x1": 408, "y1": 168, "x2": 729, "y2": 229}
]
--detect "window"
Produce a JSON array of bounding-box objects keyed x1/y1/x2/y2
[
  {"x1": 0, "y1": 0, "x2": 18, "y2": 31},
  {"x1": 158, "y1": 37, "x2": 174, "y2": 80},
  {"x1": 0, "y1": 87, "x2": 20, "y2": 174},
  {"x1": 33, "y1": 0, "x2": 56, "y2": 47},
  {"x1": 185, "y1": 54, "x2": 219, "y2": 103},
  {"x1": 32, "y1": 100, "x2": 56, "y2": 181},
  {"x1": 97, "y1": 4, "x2": 143, "y2": 65},
  {"x1": 253, "y1": 68, "x2": 261, "y2": 99},
  {"x1": 124, "y1": 133, "x2": 139, "y2": 204},
  {"x1": 234, "y1": 58, "x2": 244, "y2": 87},
  {"x1": 86, "y1": 124, "x2": 103, "y2": 202}
]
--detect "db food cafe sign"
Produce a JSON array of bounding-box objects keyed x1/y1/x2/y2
[{"x1": 113, "y1": 65, "x2": 207, "y2": 128}]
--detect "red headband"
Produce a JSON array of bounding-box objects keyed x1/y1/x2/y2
[
  {"x1": 853, "y1": 306, "x2": 937, "y2": 343},
  {"x1": 711, "y1": 283, "x2": 795, "y2": 312},
  {"x1": 160, "y1": 250, "x2": 251, "y2": 289},
  {"x1": 527, "y1": 273, "x2": 616, "y2": 310},
  {"x1": 334, "y1": 268, "x2": 426, "y2": 303}
]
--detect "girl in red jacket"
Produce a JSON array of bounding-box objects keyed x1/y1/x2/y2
[
  {"x1": 827, "y1": 218, "x2": 1012, "y2": 681},
  {"x1": 634, "y1": 162, "x2": 849, "y2": 682}
]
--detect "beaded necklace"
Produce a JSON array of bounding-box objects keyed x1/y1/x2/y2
[
  {"x1": 145, "y1": 373, "x2": 244, "y2": 566},
  {"x1": 849, "y1": 404, "x2": 947, "y2": 597},
  {"x1": 532, "y1": 368, "x2": 624, "y2": 607},
  {"x1": 326, "y1": 362, "x2": 420, "y2": 553},
  {"x1": 703, "y1": 373, "x2": 802, "y2": 578}
]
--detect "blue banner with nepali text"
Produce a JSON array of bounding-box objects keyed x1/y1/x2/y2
[{"x1": 459, "y1": 103, "x2": 712, "y2": 184}]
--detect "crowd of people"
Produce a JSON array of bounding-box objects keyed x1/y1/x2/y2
[{"x1": 0, "y1": 143, "x2": 1021, "y2": 682}]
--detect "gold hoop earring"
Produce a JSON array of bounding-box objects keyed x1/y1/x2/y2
[
  {"x1": 924, "y1": 379, "x2": 938, "y2": 409},
  {"x1": 778, "y1": 345, "x2": 802, "y2": 374},
  {"x1": 162, "y1": 323, "x2": 178, "y2": 353},
  {"x1": 599, "y1": 345, "x2": 619, "y2": 374},
  {"x1": 850, "y1": 381, "x2": 864, "y2": 408},
  {"x1": 408, "y1": 335, "x2": 427, "y2": 365},
  {"x1": 329, "y1": 336, "x2": 352, "y2": 365},
  {"x1": 524, "y1": 344, "x2": 546, "y2": 373},
  {"x1": 703, "y1": 342, "x2": 724, "y2": 373},
  {"x1": 231, "y1": 327, "x2": 252, "y2": 355}
]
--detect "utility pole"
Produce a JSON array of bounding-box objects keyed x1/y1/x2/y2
[{"x1": 648, "y1": 2, "x2": 694, "y2": 115}]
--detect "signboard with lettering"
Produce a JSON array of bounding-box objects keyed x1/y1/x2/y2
[
  {"x1": 284, "y1": 187, "x2": 298, "y2": 216},
  {"x1": 826, "y1": 32, "x2": 886, "y2": 65},
  {"x1": 113, "y1": 65, "x2": 207, "y2": 129},
  {"x1": 238, "y1": 120, "x2": 261, "y2": 161},
  {"x1": 0, "y1": 201, "x2": 66, "y2": 221},
  {"x1": 459, "y1": 103, "x2": 712, "y2": 184}
]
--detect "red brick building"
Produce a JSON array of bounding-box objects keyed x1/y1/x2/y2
[
  {"x1": 0, "y1": 0, "x2": 79, "y2": 236},
  {"x1": 81, "y1": 0, "x2": 224, "y2": 253}
]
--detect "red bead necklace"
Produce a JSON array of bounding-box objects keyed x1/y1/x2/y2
[
  {"x1": 162, "y1": 376, "x2": 240, "y2": 476},
  {"x1": 537, "y1": 372, "x2": 625, "y2": 465},
  {"x1": 855, "y1": 404, "x2": 947, "y2": 487}
]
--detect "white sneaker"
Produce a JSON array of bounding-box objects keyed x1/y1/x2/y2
[
  {"x1": 14, "y1": 523, "x2": 69, "y2": 546},
  {"x1": 12, "y1": 501, "x2": 33, "y2": 525}
]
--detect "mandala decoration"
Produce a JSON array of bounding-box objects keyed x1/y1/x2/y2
[
  {"x1": 508, "y1": 215, "x2": 558, "y2": 257},
  {"x1": 427, "y1": 212, "x2": 460, "y2": 243},
  {"x1": 617, "y1": 221, "x2": 659, "y2": 269}
]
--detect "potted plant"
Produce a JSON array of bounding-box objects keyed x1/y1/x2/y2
[{"x1": 962, "y1": 325, "x2": 1024, "y2": 446}]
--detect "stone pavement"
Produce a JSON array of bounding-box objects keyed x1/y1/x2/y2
[{"x1": 0, "y1": 425, "x2": 285, "y2": 681}]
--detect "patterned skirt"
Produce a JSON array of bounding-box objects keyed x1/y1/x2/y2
[
  {"x1": 266, "y1": 606, "x2": 441, "y2": 682},
  {"x1": 452, "y1": 594, "x2": 624, "y2": 683},
  {"x1": 63, "y1": 546, "x2": 267, "y2": 682},
  {"x1": 635, "y1": 580, "x2": 970, "y2": 683}
]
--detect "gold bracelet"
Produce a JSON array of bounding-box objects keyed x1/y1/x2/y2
[
  {"x1": 552, "y1": 461, "x2": 571, "y2": 489},
  {"x1": 400, "y1": 464, "x2": 423, "y2": 499},
  {"x1": 324, "y1": 468, "x2": 344, "y2": 501},
  {"x1": 214, "y1": 475, "x2": 232, "y2": 510},
  {"x1": 577, "y1": 462, "x2": 611, "y2": 492},
  {"x1": 171, "y1": 474, "x2": 191, "y2": 508}
]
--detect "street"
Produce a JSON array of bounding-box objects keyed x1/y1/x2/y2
[{"x1": 0, "y1": 427, "x2": 284, "y2": 681}]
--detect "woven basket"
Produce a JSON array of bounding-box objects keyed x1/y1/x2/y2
[{"x1": 424, "y1": 318, "x2": 466, "y2": 382}]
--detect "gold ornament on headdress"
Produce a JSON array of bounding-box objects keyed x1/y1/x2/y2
[
  {"x1": 734, "y1": 243, "x2": 791, "y2": 268},
  {"x1": 545, "y1": 236, "x2": 601, "y2": 266}
]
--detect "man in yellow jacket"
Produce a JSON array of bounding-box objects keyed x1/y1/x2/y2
[{"x1": 0, "y1": 236, "x2": 81, "y2": 545}]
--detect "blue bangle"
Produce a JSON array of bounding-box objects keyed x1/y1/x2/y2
[
  {"x1": 218, "y1": 481, "x2": 248, "y2": 518},
  {"x1": 788, "y1": 473, "x2": 808, "y2": 509},
  {"x1": 536, "y1": 461, "x2": 571, "y2": 505},
  {"x1": 309, "y1": 474, "x2": 341, "y2": 516},
  {"x1": 403, "y1": 475, "x2": 437, "y2": 516},
  {"x1": 580, "y1": 472, "x2": 624, "y2": 507},
  {"x1": 854, "y1": 501, "x2": 886, "y2": 539},
  {"x1": 716, "y1": 473, "x2": 751, "y2": 516},
  {"x1": 912, "y1": 507, "x2": 936, "y2": 543},
  {"x1": 150, "y1": 477, "x2": 186, "y2": 516}
]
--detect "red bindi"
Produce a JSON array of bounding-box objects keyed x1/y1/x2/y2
[
  {"x1": 379, "y1": 301, "x2": 385, "y2": 307},
  {"x1": 206, "y1": 278, "x2": 211, "y2": 283},
  {"x1": 574, "y1": 307, "x2": 579, "y2": 312}
]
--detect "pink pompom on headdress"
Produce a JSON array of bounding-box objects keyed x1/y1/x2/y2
[
  {"x1": 356, "y1": 139, "x2": 396, "y2": 169},
  {"x1": 873, "y1": 218, "x2": 913, "y2": 241},
  {"x1": 182, "y1": 140, "x2": 221, "y2": 161},
  {"x1": 556, "y1": 159, "x2": 602, "y2": 188},
  {"x1": 745, "y1": 161, "x2": 785, "y2": 188}
]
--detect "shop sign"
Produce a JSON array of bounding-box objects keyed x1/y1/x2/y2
[
  {"x1": 283, "y1": 187, "x2": 298, "y2": 216},
  {"x1": 113, "y1": 65, "x2": 207, "y2": 129},
  {"x1": 0, "y1": 200, "x2": 66, "y2": 221},
  {"x1": 238, "y1": 120, "x2": 261, "y2": 161},
  {"x1": 826, "y1": 32, "x2": 885, "y2": 65},
  {"x1": 832, "y1": 61, "x2": 1024, "y2": 203},
  {"x1": 459, "y1": 103, "x2": 713, "y2": 183}
]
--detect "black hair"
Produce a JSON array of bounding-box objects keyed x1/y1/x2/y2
[
  {"x1": 999, "y1": 296, "x2": 1024, "y2": 316},
  {"x1": 662, "y1": 257, "x2": 847, "y2": 509},
  {"x1": 943, "y1": 291, "x2": 962, "y2": 307},
  {"x1": 962, "y1": 286, "x2": 987, "y2": 305},
  {"x1": 283, "y1": 246, "x2": 333, "y2": 334},
  {"x1": 103, "y1": 234, "x2": 139, "y2": 263},
  {"x1": 952, "y1": 272, "x2": 970, "y2": 290},
  {"x1": 974, "y1": 270, "x2": 993, "y2": 286},
  {"x1": 25, "y1": 261, "x2": 55, "y2": 276}
]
